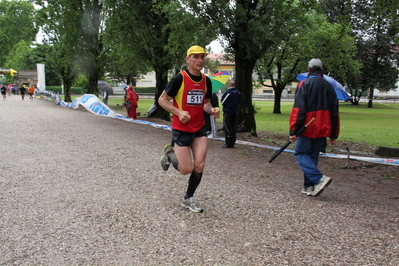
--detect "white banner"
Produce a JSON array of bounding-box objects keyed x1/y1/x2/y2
[
  {"x1": 66, "y1": 94, "x2": 123, "y2": 117},
  {"x1": 36, "y1": 64, "x2": 46, "y2": 91}
]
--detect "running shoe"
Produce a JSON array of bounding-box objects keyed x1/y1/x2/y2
[
  {"x1": 181, "y1": 197, "x2": 203, "y2": 213},
  {"x1": 311, "y1": 175, "x2": 332, "y2": 196},
  {"x1": 160, "y1": 144, "x2": 173, "y2": 171},
  {"x1": 301, "y1": 186, "x2": 314, "y2": 196}
]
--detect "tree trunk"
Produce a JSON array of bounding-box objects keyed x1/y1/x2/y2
[
  {"x1": 126, "y1": 74, "x2": 133, "y2": 86},
  {"x1": 147, "y1": 68, "x2": 170, "y2": 120},
  {"x1": 273, "y1": 83, "x2": 286, "y2": 114},
  {"x1": 367, "y1": 88, "x2": 374, "y2": 108},
  {"x1": 60, "y1": 65, "x2": 74, "y2": 102},
  {"x1": 63, "y1": 78, "x2": 73, "y2": 102},
  {"x1": 235, "y1": 56, "x2": 257, "y2": 136},
  {"x1": 87, "y1": 76, "x2": 98, "y2": 95}
]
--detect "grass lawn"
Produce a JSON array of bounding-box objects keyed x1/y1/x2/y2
[
  {"x1": 252, "y1": 101, "x2": 399, "y2": 148},
  {"x1": 72, "y1": 96, "x2": 399, "y2": 148}
]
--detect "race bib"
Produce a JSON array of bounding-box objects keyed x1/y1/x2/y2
[{"x1": 187, "y1": 90, "x2": 204, "y2": 105}]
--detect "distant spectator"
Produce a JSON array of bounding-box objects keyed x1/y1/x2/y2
[
  {"x1": 126, "y1": 86, "x2": 139, "y2": 119},
  {"x1": 221, "y1": 80, "x2": 241, "y2": 148},
  {"x1": 103, "y1": 90, "x2": 109, "y2": 106},
  {"x1": 204, "y1": 92, "x2": 219, "y2": 137}
]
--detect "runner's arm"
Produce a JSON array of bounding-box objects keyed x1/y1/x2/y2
[{"x1": 158, "y1": 91, "x2": 191, "y2": 123}]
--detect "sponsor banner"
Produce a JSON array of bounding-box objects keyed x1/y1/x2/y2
[
  {"x1": 36, "y1": 64, "x2": 46, "y2": 91},
  {"x1": 75, "y1": 94, "x2": 122, "y2": 117}
]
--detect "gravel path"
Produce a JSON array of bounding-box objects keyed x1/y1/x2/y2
[{"x1": 1, "y1": 95, "x2": 398, "y2": 265}]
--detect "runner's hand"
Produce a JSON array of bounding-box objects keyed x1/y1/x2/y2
[
  {"x1": 210, "y1": 107, "x2": 220, "y2": 119},
  {"x1": 178, "y1": 110, "x2": 191, "y2": 124}
]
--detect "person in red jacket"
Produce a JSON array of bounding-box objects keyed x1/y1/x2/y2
[
  {"x1": 289, "y1": 58, "x2": 340, "y2": 197},
  {"x1": 126, "y1": 86, "x2": 139, "y2": 119}
]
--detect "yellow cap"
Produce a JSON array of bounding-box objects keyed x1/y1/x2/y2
[{"x1": 186, "y1": 45, "x2": 208, "y2": 57}]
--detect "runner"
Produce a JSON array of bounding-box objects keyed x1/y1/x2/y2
[
  {"x1": 19, "y1": 85, "x2": 26, "y2": 101},
  {"x1": 28, "y1": 85, "x2": 35, "y2": 101},
  {"x1": 1, "y1": 85, "x2": 6, "y2": 100},
  {"x1": 158, "y1": 45, "x2": 220, "y2": 213}
]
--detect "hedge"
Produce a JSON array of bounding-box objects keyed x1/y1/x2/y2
[
  {"x1": 133, "y1": 87, "x2": 156, "y2": 93},
  {"x1": 45, "y1": 86, "x2": 84, "y2": 94}
]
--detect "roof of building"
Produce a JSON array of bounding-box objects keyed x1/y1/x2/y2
[{"x1": 207, "y1": 53, "x2": 235, "y2": 66}]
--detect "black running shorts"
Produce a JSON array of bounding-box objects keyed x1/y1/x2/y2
[{"x1": 172, "y1": 126, "x2": 208, "y2": 147}]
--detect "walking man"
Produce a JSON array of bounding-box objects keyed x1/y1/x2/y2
[
  {"x1": 221, "y1": 80, "x2": 241, "y2": 148},
  {"x1": 289, "y1": 58, "x2": 340, "y2": 196},
  {"x1": 158, "y1": 45, "x2": 220, "y2": 213}
]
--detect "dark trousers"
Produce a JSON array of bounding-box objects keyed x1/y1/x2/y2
[{"x1": 223, "y1": 113, "x2": 237, "y2": 147}]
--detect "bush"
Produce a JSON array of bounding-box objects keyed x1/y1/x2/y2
[
  {"x1": 71, "y1": 87, "x2": 84, "y2": 94},
  {"x1": 73, "y1": 74, "x2": 89, "y2": 88},
  {"x1": 134, "y1": 87, "x2": 156, "y2": 93},
  {"x1": 45, "y1": 86, "x2": 62, "y2": 93}
]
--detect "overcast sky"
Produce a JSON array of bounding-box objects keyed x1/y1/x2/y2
[{"x1": 207, "y1": 40, "x2": 223, "y2": 54}]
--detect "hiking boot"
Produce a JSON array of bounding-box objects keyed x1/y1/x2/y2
[
  {"x1": 181, "y1": 197, "x2": 203, "y2": 213},
  {"x1": 311, "y1": 175, "x2": 332, "y2": 197},
  {"x1": 160, "y1": 144, "x2": 173, "y2": 171},
  {"x1": 301, "y1": 186, "x2": 314, "y2": 196}
]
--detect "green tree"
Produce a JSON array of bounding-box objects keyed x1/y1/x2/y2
[
  {"x1": 186, "y1": 0, "x2": 316, "y2": 134},
  {"x1": 320, "y1": 0, "x2": 399, "y2": 106},
  {"x1": 35, "y1": 0, "x2": 106, "y2": 101},
  {"x1": 105, "y1": 0, "x2": 215, "y2": 120},
  {"x1": 360, "y1": 0, "x2": 399, "y2": 108},
  {"x1": 0, "y1": 0, "x2": 37, "y2": 66},
  {"x1": 4, "y1": 40, "x2": 32, "y2": 70},
  {"x1": 102, "y1": 35, "x2": 150, "y2": 86},
  {"x1": 75, "y1": 0, "x2": 106, "y2": 95},
  {"x1": 4, "y1": 41, "x2": 62, "y2": 86},
  {"x1": 35, "y1": 0, "x2": 81, "y2": 101},
  {"x1": 26, "y1": 44, "x2": 62, "y2": 86},
  {"x1": 255, "y1": 7, "x2": 320, "y2": 115},
  {"x1": 257, "y1": 12, "x2": 360, "y2": 114}
]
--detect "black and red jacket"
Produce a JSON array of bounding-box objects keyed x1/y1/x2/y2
[{"x1": 289, "y1": 71, "x2": 340, "y2": 139}]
